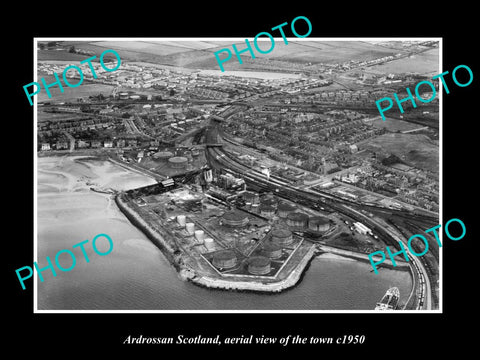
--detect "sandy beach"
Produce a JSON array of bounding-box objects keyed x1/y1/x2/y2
[{"x1": 35, "y1": 155, "x2": 413, "y2": 310}]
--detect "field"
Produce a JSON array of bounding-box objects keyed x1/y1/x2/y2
[
  {"x1": 38, "y1": 50, "x2": 93, "y2": 62},
  {"x1": 36, "y1": 74, "x2": 115, "y2": 102},
  {"x1": 361, "y1": 133, "x2": 439, "y2": 174},
  {"x1": 263, "y1": 40, "x2": 401, "y2": 63},
  {"x1": 91, "y1": 40, "x2": 227, "y2": 52},
  {"x1": 90, "y1": 41, "x2": 194, "y2": 56},
  {"x1": 366, "y1": 48, "x2": 440, "y2": 76},
  {"x1": 36, "y1": 40, "x2": 439, "y2": 77},
  {"x1": 38, "y1": 40, "x2": 419, "y2": 71},
  {"x1": 37, "y1": 111, "x2": 86, "y2": 123},
  {"x1": 371, "y1": 118, "x2": 427, "y2": 132},
  {"x1": 174, "y1": 40, "x2": 403, "y2": 69}
]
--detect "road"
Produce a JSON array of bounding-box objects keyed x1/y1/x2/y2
[
  {"x1": 342, "y1": 204, "x2": 430, "y2": 310},
  {"x1": 62, "y1": 131, "x2": 75, "y2": 152},
  {"x1": 40, "y1": 54, "x2": 438, "y2": 309}
]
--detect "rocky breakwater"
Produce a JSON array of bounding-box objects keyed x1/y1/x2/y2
[
  {"x1": 115, "y1": 192, "x2": 178, "y2": 268},
  {"x1": 115, "y1": 191, "x2": 318, "y2": 293},
  {"x1": 191, "y1": 244, "x2": 318, "y2": 293}
]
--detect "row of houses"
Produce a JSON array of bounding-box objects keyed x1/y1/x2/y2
[
  {"x1": 38, "y1": 116, "x2": 120, "y2": 132},
  {"x1": 39, "y1": 138, "x2": 147, "y2": 151}
]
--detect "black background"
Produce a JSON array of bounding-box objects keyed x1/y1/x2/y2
[{"x1": 6, "y1": 4, "x2": 477, "y2": 355}]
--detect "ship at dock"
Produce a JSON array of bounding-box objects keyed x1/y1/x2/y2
[{"x1": 375, "y1": 287, "x2": 400, "y2": 310}]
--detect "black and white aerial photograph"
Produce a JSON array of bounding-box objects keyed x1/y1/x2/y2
[
  {"x1": 34, "y1": 38, "x2": 441, "y2": 311},
  {"x1": 8, "y1": 7, "x2": 477, "y2": 356}
]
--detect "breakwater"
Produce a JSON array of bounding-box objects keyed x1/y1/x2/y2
[
  {"x1": 190, "y1": 244, "x2": 317, "y2": 293},
  {"x1": 115, "y1": 193, "x2": 177, "y2": 268},
  {"x1": 320, "y1": 244, "x2": 410, "y2": 271},
  {"x1": 115, "y1": 191, "x2": 318, "y2": 293}
]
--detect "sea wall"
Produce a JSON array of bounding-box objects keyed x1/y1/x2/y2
[
  {"x1": 116, "y1": 192, "x2": 319, "y2": 293},
  {"x1": 115, "y1": 192, "x2": 177, "y2": 267},
  {"x1": 320, "y1": 244, "x2": 410, "y2": 270},
  {"x1": 191, "y1": 244, "x2": 317, "y2": 293}
]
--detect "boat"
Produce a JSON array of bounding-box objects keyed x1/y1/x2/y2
[{"x1": 375, "y1": 287, "x2": 400, "y2": 310}]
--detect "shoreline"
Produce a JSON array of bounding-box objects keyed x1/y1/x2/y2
[
  {"x1": 115, "y1": 192, "x2": 178, "y2": 267},
  {"x1": 318, "y1": 244, "x2": 411, "y2": 271},
  {"x1": 190, "y1": 245, "x2": 317, "y2": 294},
  {"x1": 115, "y1": 190, "x2": 411, "y2": 294},
  {"x1": 39, "y1": 152, "x2": 412, "y2": 297},
  {"x1": 114, "y1": 191, "x2": 319, "y2": 293}
]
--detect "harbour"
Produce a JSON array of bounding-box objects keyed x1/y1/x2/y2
[{"x1": 36, "y1": 155, "x2": 412, "y2": 310}]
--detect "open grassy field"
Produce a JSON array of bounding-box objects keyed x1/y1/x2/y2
[
  {"x1": 371, "y1": 118, "x2": 427, "y2": 132},
  {"x1": 265, "y1": 40, "x2": 400, "y2": 63},
  {"x1": 361, "y1": 133, "x2": 439, "y2": 173},
  {"x1": 90, "y1": 41, "x2": 192, "y2": 56},
  {"x1": 92, "y1": 40, "x2": 226, "y2": 51},
  {"x1": 169, "y1": 40, "x2": 403, "y2": 68},
  {"x1": 38, "y1": 50, "x2": 93, "y2": 62},
  {"x1": 37, "y1": 111, "x2": 87, "y2": 123},
  {"x1": 36, "y1": 75, "x2": 114, "y2": 102},
  {"x1": 42, "y1": 42, "x2": 160, "y2": 64},
  {"x1": 40, "y1": 40, "x2": 418, "y2": 71},
  {"x1": 366, "y1": 48, "x2": 439, "y2": 75}
]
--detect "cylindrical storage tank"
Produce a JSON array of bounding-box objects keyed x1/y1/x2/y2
[
  {"x1": 243, "y1": 191, "x2": 260, "y2": 205},
  {"x1": 212, "y1": 249, "x2": 237, "y2": 269},
  {"x1": 277, "y1": 202, "x2": 296, "y2": 218},
  {"x1": 259, "y1": 204, "x2": 276, "y2": 217},
  {"x1": 185, "y1": 222, "x2": 195, "y2": 234},
  {"x1": 286, "y1": 212, "x2": 309, "y2": 231},
  {"x1": 261, "y1": 196, "x2": 277, "y2": 209},
  {"x1": 204, "y1": 237, "x2": 215, "y2": 250},
  {"x1": 308, "y1": 216, "x2": 331, "y2": 232},
  {"x1": 271, "y1": 228, "x2": 294, "y2": 247},
  {"x1": 153, "y1": 151, "x2": 174, "y2": 160},
  {"x1": 130, "y1": 95, "x2": 140, "y2": 100},
  {"x1": 262, "y1": 242, "x2": 283, "y2": 259},
  {"x1": 168, "y1": 156, "x2": 188, "y2": 169},
  {"x1": 194, "y1": 230, "x2": 204, "y2": 241},
  {"x1": 177, "y1": 214, "x2": 186, "y2": 226},
  {"x1": 247, "y1": 256, "x2": 271, "y2": 275},
  {"x1": 192, "y1": 149, "x2": 200, "y2": 157},
  {"x1": 119, "y1": 92, "x2": 129, "y2": 100},
  {"x1": 222, "y1": 211, "x2": 249, "y2": 227}
]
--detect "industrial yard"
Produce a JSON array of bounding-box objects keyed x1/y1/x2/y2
[
  {"x1": 117, "y1": 180, "x2": 327, "y2": 290},
  {"x1": 110, "y1": 144, "x2": 414, "y2": 295}
]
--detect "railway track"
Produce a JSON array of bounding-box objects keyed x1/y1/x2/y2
[{"x1": 205, "y1": 128, "x2": 435, "y2": 309}]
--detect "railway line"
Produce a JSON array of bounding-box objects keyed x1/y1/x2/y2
[
  {"x1": 204, "y1": 125, "x2": 435, "y2": 309},
  {"x1": 210, "y1": 143, "x2": 435, "y2": 222}
]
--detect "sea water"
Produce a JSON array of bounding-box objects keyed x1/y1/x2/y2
[{"x1": 36, "y1": 155, "x2": 412, "y2": 310}]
